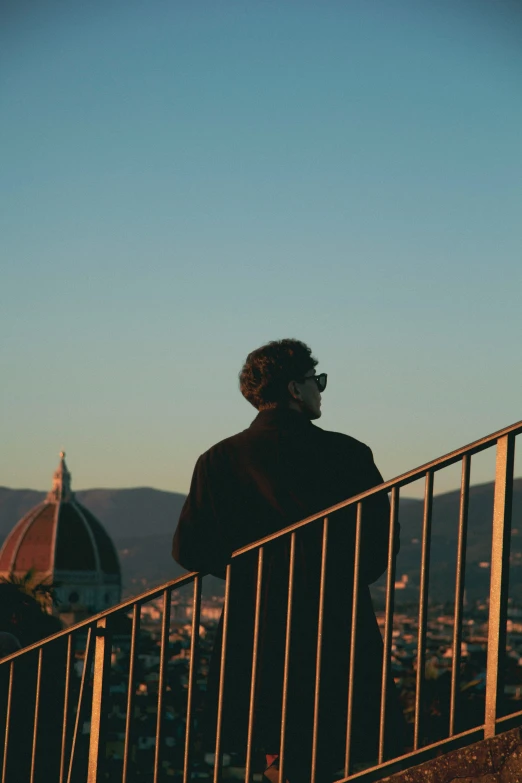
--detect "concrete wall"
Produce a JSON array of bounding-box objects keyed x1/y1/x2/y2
[{"x1": 381, "y1": 727, "x2": 522, "y2": 783}]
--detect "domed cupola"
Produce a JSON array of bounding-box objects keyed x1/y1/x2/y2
[{"x1": 0, "y1": 453, "x2": 121, "y2": 619}]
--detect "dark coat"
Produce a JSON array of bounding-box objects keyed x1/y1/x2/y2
[{"x1": 172, "y1": 408, "x2": 406, "y2": 773}]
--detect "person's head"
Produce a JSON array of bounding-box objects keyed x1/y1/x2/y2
[{"x1": 239, "y1": 338, "x2": 326, "y2": 420}]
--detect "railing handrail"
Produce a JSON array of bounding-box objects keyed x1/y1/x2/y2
[
  {"x1": 0, "y1": 571, "x2": 198, "y2": 663},
  {"x1": 1, "y1": 416, "x2": 521, "y2": 667}
]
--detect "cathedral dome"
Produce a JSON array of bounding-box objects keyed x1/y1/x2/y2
[{"x1": 0, "y1": 453, "x2": 121, "y2": 614}]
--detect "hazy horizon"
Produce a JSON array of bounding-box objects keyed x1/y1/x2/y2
[{"x1": 3, "y1": 462, "x2": 522, "y2": 502}]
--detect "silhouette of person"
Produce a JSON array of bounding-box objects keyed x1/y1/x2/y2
[
  {"x1": 0, "y1": 632, "x2": 21, "y2": 658},
  {"x1": 0, "y1": 583, "x2": 65, "y2": 782},
  {"x1": 173, "y1": 339, "x2": 406, "y2": 782}
]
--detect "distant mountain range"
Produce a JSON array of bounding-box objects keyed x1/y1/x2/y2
[
  {"x1": 1, "y1": 479, "x2": 521, "y2": 602},
  {"x1": 0, "y1": 486, "x2": 214, "y2": 597},
  {"x1": 0, "y1": 486, "x2": 186, "y2": 540}
]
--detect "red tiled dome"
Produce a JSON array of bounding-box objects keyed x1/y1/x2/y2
[
  {"x1": 0, "y1": 502, "x2": 56, "y2": 573},
  {"x1": 0, "y1": 454, "x2": 121, "y2": 614}
]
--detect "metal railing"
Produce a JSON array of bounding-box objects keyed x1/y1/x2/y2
[{"x1": 1, "y1": 419, "x2": 521, "y2": 783}]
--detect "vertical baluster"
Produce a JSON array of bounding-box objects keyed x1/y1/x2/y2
[
  {"x1": 2, "y1": 661, "x2": 14, "y2": 783},
  {"x1": 154, "y1": 590, "x2": 172, "y2": 783},
  {"x1": 345, "y1": 502, "x2": 363, "y2": 777},
  {"x1": 183, "y1": 576, "x2": 202, "y2": 783},
  {"x1": 414, "y1": 470, "x2": 434, "y2": 751},
  {"x1": 245, "y1": 550, "x2": 264, "y2": 783},
  {"x1": 311, "y1": 518, "x2": 329, "y2": 783},
  {"x1": 67, "y1": 627, "x2": 93, "y2": 783},
  {"x1": 449, "y1": 455, "x2": 470, "y2": 736},
  {"x1": 485, "y1": 433, "x2": 515, "y2": 737},
  {"x1": 59, "y1": 635, "x2": 73, "y2": 783},
  {"x1": 378, "y1": 487, "x2": 399, "y2": 763},
  {"x1": 214, "y1": 564, "x2": 232, "y2": 783},
  {"x1": 29, "y1": 648, "x2": 43, "y2": 783},
  {"x1": 87, "y1": 618, "x2": 112, "y2": 783},
  {"x1": 279, "y1": 533, "x2": 296, "y2": 783},
  {"x1": 122, "y1": 603, "x2": 141, "y2": 783}
]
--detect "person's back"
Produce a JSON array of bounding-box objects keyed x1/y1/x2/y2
[{"x1": 172, "y1": 339, "x2": 406, "y2": 781}]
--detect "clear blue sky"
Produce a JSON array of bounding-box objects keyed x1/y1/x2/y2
[{"x1": 2, "y1": 0, "x2": 521, "y2": 498}]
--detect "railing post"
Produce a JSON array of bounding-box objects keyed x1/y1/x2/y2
[
  {"x1": 123, "y1": 604, "x2": 141, "y2": 783},
  {"x1": 214, "y1": 565, "x2": 232, "y2": 783},
  {"x1": 279, "y1": 533, "x2": 296, "y2": 783},
  {"x1": 345, "y1": 503, "x2": 363, "y2": 776},
  {"x1": 2, "y1": 661, "x2": 14, "y2": 783},
  {"x1": 30, "y1": 648, "x2": 43, "y2": 783},
  {"x1": 154, "y1": 590, "x2": 172, "y2": 783},
  {"x1": 449, "y1": 454, "x2": 470, "y2": 736},
  {"x1": 59, "y1": 635, "x2": 73, "y2": 783},
  {"x1": 184, "y1": 576, "x2": 202, "y2": 783},
  {"x1": 414, "y1": 470, "x2": 434, "y2": 750},
  {"x1": 311, "y1": 518, "x2": 329, "y2": 783},
  {"x1": 379, "y1": 486, "x2": 399, "y2": 762},
  {"x1": 484, "y1": 433, "x2": 515, "y2": 738},
  {"x1": 87, "y1": 617, "x2": 111, "y2": 783},
  {"x1": 245, "y1": 552, "x2": 263, "y2": 783}
]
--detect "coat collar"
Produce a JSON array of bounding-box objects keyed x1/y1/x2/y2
[{"x1": 249, "y1": 407, "x2": 314, "y2": 431}]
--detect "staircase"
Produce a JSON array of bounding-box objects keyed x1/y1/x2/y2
[{"x1": 1, "y1": 419, "x2": 521, "y2": 783}]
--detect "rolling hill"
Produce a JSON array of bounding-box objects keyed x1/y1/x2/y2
[{"x1": 1, "y1": 479, "x2": 521, "y2": 602}]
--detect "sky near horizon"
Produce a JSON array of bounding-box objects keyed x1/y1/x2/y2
[{"x1": 2, "y1": 0, "x2": 521, "y2": 499}]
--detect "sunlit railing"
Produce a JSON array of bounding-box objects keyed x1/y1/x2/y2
[{"x1": 1, "y1": 419, "x2": 521, "y2": 783}]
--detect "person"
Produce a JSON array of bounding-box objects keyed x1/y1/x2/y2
[
  {"x1": 0, "y1": 632, "x2": 21, "y2": 658},
  {"x1": 172, "y1": 339, "x2": 406, "y2": 782},
  {"x1": 0, "y1": 583, "x2": 65, "y2": 782}
]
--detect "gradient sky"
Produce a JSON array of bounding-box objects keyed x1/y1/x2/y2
[{"x1": 2, "y1": 0, "x2": 521, "y2": 498}]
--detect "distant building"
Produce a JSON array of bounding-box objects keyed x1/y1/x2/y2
[{"x1": 0, "y1": 453, "x2": 121, "y2": 624}]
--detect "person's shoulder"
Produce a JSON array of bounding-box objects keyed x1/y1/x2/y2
[
  {"x1": 311, "y1": 423, "x2": 373, "y2": 455},
  {"x1": 196, "y1": 426, "x2": 251, "y2": 464}
]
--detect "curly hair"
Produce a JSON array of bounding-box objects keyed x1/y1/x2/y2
[{"x1": 239, "y1": 339, "x2": 318, "y2": 410}]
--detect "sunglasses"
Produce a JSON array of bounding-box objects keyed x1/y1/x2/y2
[{"x1": 300, "y1": 373, "x2": 327, "y2": 392}]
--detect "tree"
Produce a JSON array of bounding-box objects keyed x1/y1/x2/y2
[{"x1": 0, "y1": 567, "x2": 59, "y2": 613}]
